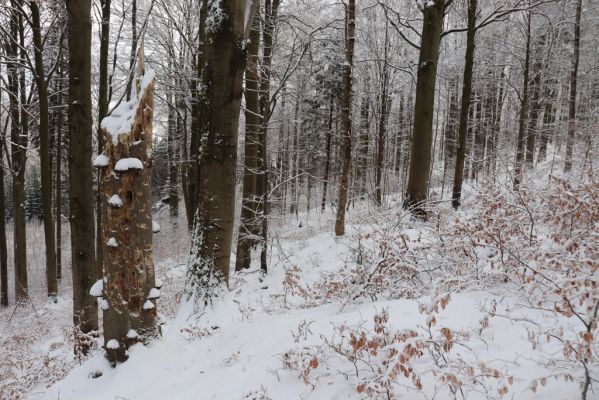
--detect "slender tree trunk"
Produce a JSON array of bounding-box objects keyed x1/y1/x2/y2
[
  {"x1": 66, "y1": 0, "x2": 98, "y2": 350},
  {"x1": 334, "y1": 0, "x2": 356, "y2": 236},
  {"x1": 96, "y1": 0, "x2": 111, "y2": 280},
  {"x1": 9, "y1": 4, "x2": 28, "y2": 301},
  {"x1": 187, "y1": 0, "x2": 253, "y2": 299},
  {"x1": 55, "y1": 85, "x2": 63, "y2": 281},
  {"x1": 564, "y1": 0, "x2": 582, "y2": 172},
  {"x1": 30, "y1": 1, "x2": 58, "y2": 298},
  {"x1": 451, "y1": 0, "x2": 476, "y2": 208},
  {"x1": 404, "y1": 0, "x2": 445, "y2": 214},
  {"x1": 514, "y1": 12, "x2": 531, "y2": 188},
  {"x1": 357, "y1": 93, "x2": 370, "y2": 199},
  {"x1": 375, "y1": 43, "x2": 390, "y2": 206},
  {"x1": 321, "y1": 98, "x2": 334, "y2": 211},
  {"x1": 236, "y1": 19, "x2": 260, "y2": 271},
  {"x1": 125, "y1": 0, "x2": 137, "y2": 102},
  {"x1": 526, "y1": 35, "x2": 545, "y2": 167},
  {"x1": 0, "y1": 103, "x2": 7, "y2": 307}
]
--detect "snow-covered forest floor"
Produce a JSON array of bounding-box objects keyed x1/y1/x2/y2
[{"x1": 1, "y1": 157, "x2": 597, "y2": 400}]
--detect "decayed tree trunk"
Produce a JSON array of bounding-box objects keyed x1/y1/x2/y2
[
  {"x1": 564, "y1": 0, "x2": 582, "y2": 172},
  {"x1": 404, "y1": 0, "x2": 445, "y2": 214},
  {"x1": 451, "y1": 0, "x2": 477, "y2": 209},
  {"x1": 30, "y1": 1, "x2": 58, "y2": 299},
  {"x1": 97, "y1": 62, "x2": 157, "y2": 365},
  {"x1": 236, "y1": 18, "x2": 261, "y2": 271},
  {"x1": 66, "y1": 0, "x2": 98, "y2": 350},
  {"x1": 334, "y1": 0, "x2": 356, "y2": 237},
  {"x1": 513, "y1": 12, "x2": 531, "y2": 188},
  {"x1": 187, "y1": 0, "x2": 253, "y2": 300}
]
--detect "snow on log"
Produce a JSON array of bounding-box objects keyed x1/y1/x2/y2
[
  {"x1": 93, "y1": 154, "x2": 110, "y2": 167},
  {"x1": 106, "y1": 339, "x2": 120, "y2": 349},
  {"x1": 114, "y1": 157, "x2": 143, "y2": 172},
  {"x1": 143, "y1": 300, "x2": 155, "y2": 310},
  {"x1": 108, "y1": 194, "x2": 123, "y2": 208},
  {"x1": 90, "y1": 279, "x2": 104, "y2": 297},
  {"x1": 107, "y1": 237, "x2": 118, "y2": 248},
  {"x1": 152, "y1": 220, "x2": 160, "y2": 233},
  {"x1": 148, "y1": 288, "x2": 160, "y2": 299}
]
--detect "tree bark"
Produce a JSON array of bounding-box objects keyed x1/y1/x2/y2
[
  {"x1": 564, "y1": 0, "x2": 582, "y2": 172},
  {"x1": 187, "y1": 0, "x2": 252, "y2": 300},
  {"x1": 96, "y1": 0, "x2": 111, "y2": 282},
  {"x1": 334, "y1": 0, "x2": 356, "y2": 236},
  {"x1": 99, "y1": 67, "x2": 157, "y2": 365},
  {"x1": 450, "y1": 0, "x2": 476, "y2": 208},
  {"x1": 404, "y1": 0, "x2": 445, "y2": 214},
  {"x1": 66, "y1": 0, "x2": 98, "y2": 350},
  {"x1": 236, "y1": 18, "x2": 261, "y2": 271},
  {"x1": 0, "y1": 95, "x2": 7, "y2": 307},
  {"x1": 321, "y1": 98, "x2": 334, "y2": 211},
  {"x1": 30, "y1": 1, "x2": 58, "y2": 299},
  {"x1": 513, "y1": 12, "x2": 531, "y2": 188}
]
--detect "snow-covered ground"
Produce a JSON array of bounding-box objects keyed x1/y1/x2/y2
[{"x1": 2, "y1": 157, "x2": 596, "y2": 400}]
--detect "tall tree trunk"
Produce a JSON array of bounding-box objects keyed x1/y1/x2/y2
[
  {"x1": 334, "y1": 0, "x2": 356, "y2": 236},
  {"x1": 66, "y1": 0, "x2": 98, "y2": 351},
  {"x1": 9, "y1": 3, "x2": 27, "y2": 301},
  {"x1": 99, "y1": 64, "x2": 157, "y2": 365},
  {"x1": 186, "y1": 1, "x2": 207, "y2": 230},
  {"x1": 513, "y1": 12, "x2": 531, "y2": 188},
  {"x1": 356, "y1": 93, "x2": 370, "y2": 199},
  {"x1": 125, "y1": 0, "x2": 137, "y2": 102},
  {"x1": 55, "y1": 84, "x2": 63, "y2": 281},
  {"x1": 0, "y1": 99, "x2": 7, "y2": 307},
  {"x1": 537, "y1": 82, "x2": 556, "y2": 163},
  {"x1": 321, "y1": 98, "x2": 334, "y2": 211},
  {"x1": 257, "y1": 0, "x2": 280, "y2": 271},
  {"x1": 187, "y1": 0, "x2": 253, "y2": 300},
  {"x1": 404, "y1": 0, "x2": 445, "y2": 214},
  {"x1": 525, "y1": 34, "x2": 545, "y2": 167},
  {"x1": 236, "y1": 18, "x2": 261, "y2": 271},
  {"x1": 451, "y1": 0, "x2": 477, "y2": 208},
  {"x1": 97, "y1": 0, "x2": 111, "y2": 282},
  {"x1": 30, "y1": 1, "x2": 57, "y2": 298},
  {"x1": 564, "y1": 0, "x2": 582, "y2": 172}
]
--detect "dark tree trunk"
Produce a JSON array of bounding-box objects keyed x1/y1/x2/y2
[
  {"x1": 125, "y1": 0, "x2": 137, "y2": 102},
  {"x1": 0, "y1": 104, "x2": 7, "y2": 307},
  {"x1": 66, "y1": 0, "x2": 99, "y2": 350},
  {"x1": 564, "y1": 0, "x2": 582, "y2": 172},
  {"x1": 187, "y1": 0, "x2": 252, "y2": 299},
  {"x1": 451, "y1": 0, "x2": 477, "y2": 208},
  {"x1": 321, "y1": 98, "x2": 334, "y2": 211},
  {"x1": 30, "y1": 1, "x2": 58, "y2": 299},
  {"x1": 334, "y1": 0, "x2": 356, "y2": 236},
  {"x1": 96, "y1": 0, "x2": 111, "y2": 280},
  {"x1": 404, "y1": 0, "x2": 445, "y2": 214},
  {"x1": 514, "y1": 12, "x2": 531, "y2": 188}
]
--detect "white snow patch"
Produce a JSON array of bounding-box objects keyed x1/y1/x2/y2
[
  {"x1": 126, "y1": 329, "x2": 139, "y2": 339},
  {"x1": 147, "y1": 288, "x2": 160, "y2": 299},
  {"x1": 100, "y1": 70, "x2": 155, "y2": 145},
  {"x1": 89, "y1": 280, "x2": 103, "y2": 297},
  {"x1": 114, "y1": 158, "x2": 143, "y2": 171},
  {"x1": 143, "y1": 300, "x2": 155, "y2": 310},
  {"x1": 108, "y1": 194, "x2": 123, "y2": 208},
  {"x1": 152, "y1": 220, "x2": 160, "y2": 233},
  {"x1": 107, "y1": 237, "x2": 118, "y2": 248},
  {"x1": 105, "y1": 339, "x2": 120, "y2": 349},
  {"x1": 93, "y1": 154, "x2": 109, "y2": 167},
  {"x1": 100, "y1": 299, "x2": 109, "y2": 311}
]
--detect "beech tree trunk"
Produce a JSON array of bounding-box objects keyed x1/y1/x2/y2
[
  {"x1": 451, "y1": 0, "x2": 477, "y2": 208},
  {"x1": 9, "y1": 3, "x2": 28, "y2": 301},
  {"x1": 334, "y1": 0, "x2": 356, "y2": 236},
  {"x1": 30, "y1": 1, "x2": 57, "y2": 299},
  {"x1": 564, "y1": 0, "x2": 582, "y2": 172},
  {"x1": 66, "y1": 0, "x2": 98, "y2": 350},
  {"x1": 187, "y1": 0, "x2": 253, "y2": 300},
  {"x1": 236, "y1": 18, "x2": 261, "y2": 271},
  {"x1": 97, "y1": 0, "x2": 111, "y2": 279},
  {"x1": 513, "y1": 12, "x2": 531, "y2": 188},
  {"x1": 404, "y1": 0, "x2": 445, "y2": 214}
]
